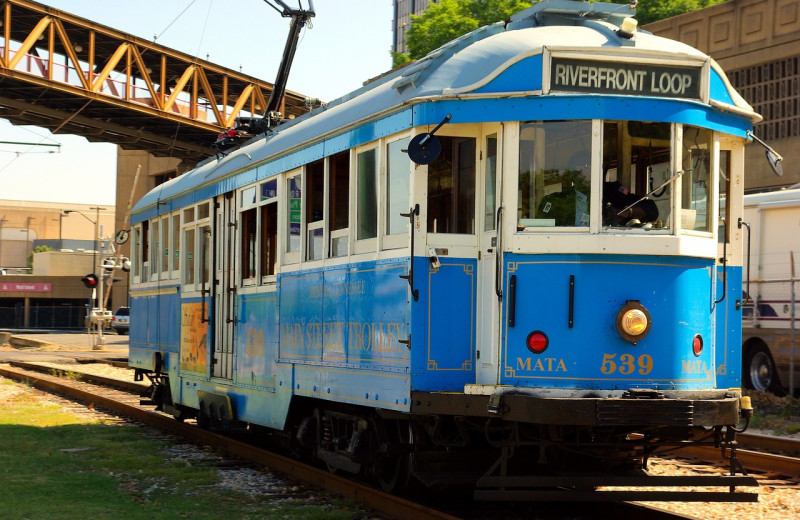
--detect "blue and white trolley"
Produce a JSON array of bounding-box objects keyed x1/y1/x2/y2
[{"x1": 129, "y1": 0, "x2": 761, "y2": 501}]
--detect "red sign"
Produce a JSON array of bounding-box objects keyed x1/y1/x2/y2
[{"x1": 0, "y1": 282, "x2": 53, "y2": 293}]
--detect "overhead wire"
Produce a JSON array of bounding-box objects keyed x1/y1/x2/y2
[{"x1": 154, "y1": 0, "x2": 197, "y2": 42}]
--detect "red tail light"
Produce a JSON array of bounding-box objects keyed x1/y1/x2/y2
[
  {"x1": 692, "y1": 335, "x2": 703, "y2": 357},
  {"x1": 526, "y1": 331, "x2": 549, "y2": 354}
]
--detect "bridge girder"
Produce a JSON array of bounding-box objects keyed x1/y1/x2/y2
[{"x1": 0, "y1": 0, "x2": 310, "y2": 164}]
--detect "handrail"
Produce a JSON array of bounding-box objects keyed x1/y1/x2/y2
[
  {"x1": 399, "y1": 204, "x2": 420, "y2": 302},
  {"x1": 495, "y1": 206, "x2": 504, "y2": 299},
  {"x1": 201, "y1": 228, "x2": 211, "y2": 323}
]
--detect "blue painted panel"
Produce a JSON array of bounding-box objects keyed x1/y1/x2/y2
[
  {"x1": 279, "y1": 270, "x2": 324, "y2": 363},
  {"x1": 709, "y1": 69, "x2": 735, "y2": 106},
  {"x1": 278, "y1": 259, "x2": 411, "y2": 371},
  {"x1": 715, "y1": 265, "x2": 743, "y2": 389},
  {"x1": 421, "y1": 259, "x2": 476, "y2": 389},
  {"x1": 293, "y1": 364, "x2": 410, "y2": 412},
  {"x1": 129, "y1": 290, "x2": 180, "y2": 370},
  {"x1": 411, "y1": 96, "x2": 752, "y2": 137},
  {"x1": 476, "y1": 54, "x2": 543, "y2": 93},
  {"x1": 322, "y1": 267, "x2": 349, "y2": 364},
  {"x1": 500, "y1": 254, "x2": 716, "y2": 390},
  {"x1": 345, "y1": 260, "x2": 410, "y2": 370},
  {"x1": 236, "y1": 292, "x2": 279, "y2": 388}
]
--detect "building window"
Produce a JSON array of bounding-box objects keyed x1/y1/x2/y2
[{"x1": 731, "y1": 57, "x2": 799, "y2": 140}]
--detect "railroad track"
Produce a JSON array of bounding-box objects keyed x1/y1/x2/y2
[
  {"x1": 0, "y1": 362, "x2": 459, "y2": 520},
  {"x1": 677, "y1": 433, "x2": 800, "y2": 479},
  {"x1": 0, "y1": 361, "x2": 773, "y2": 520}
]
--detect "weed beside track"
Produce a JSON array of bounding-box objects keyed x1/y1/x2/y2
[{"x1": 0, "y1": 378, "x2": 374, "y2": 520}]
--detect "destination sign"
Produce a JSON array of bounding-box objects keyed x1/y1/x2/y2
[{"x1": 550, "y1": 57, "x2": 702, "y2": 100}]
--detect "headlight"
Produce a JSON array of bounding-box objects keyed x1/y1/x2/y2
[{"x1": 615, "y1": 300, "x2": 652, "y2": 344}]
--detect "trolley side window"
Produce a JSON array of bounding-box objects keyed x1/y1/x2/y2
[
  {"x1": 171, "y1": 213, "x2": 180, "y2": 278},
  {"x1": 356, "y1": 148, "x2": 378, "y2": 241},
  {"x1": 718, "y1": 150, "x2": 731, "y2": 245},
  {"x1": 484, "y1": 134, "x2": 498, "y2": 232},
  {"x1": 159, "y1": 217, "x2": 169, "y2": 277},
  {"x1": 241, "y1": 208, "x2": 257, "y2": 281},
  {"x1": 182, "y1": 207, "x2": 195, "y2": 287},
  {"x1": 387, "y1": 137, "x2": 412, "y2": 236},
  {"x1": 181, "y1": 202, "x2": 212, "y2": 291},
  {"x1": 428, "y1": 136, "x2": 477, "y2": 234},
  {"x1": 142, "y1": 221, "x2": 149, "y2": 280},
  {"x1": 260, "y1": 180, "x2": 278, "y2": 279},
  {"x1": 131, "y1": 225, "x2": 140, "y2": 281},
  {"x1": 518, "y1": 121, "x2": 592, "y2": 229},
  {"x1": 286, "y1": 173, "x2": 302, "y2": 258},
  {"x1": 184, "y1": 227, "x2": 196, "y2": 286},
  {"x1": 150, "y1": 218, "x2": 160, "y2": 281},
  {"x1": 329, "y1": 151, "x2": 350, "y2": 257},
  {"x1": 132, "y1": 223, "x2": 147, "y2": 282},
  {"x1": 240, "y1": 187, "x2": 258, "y2": 282},
  {"x1": 682, "y1": 125, "x2": 713, "y2": 233},
  {"x1": 306, "y1": 159, "x2": 325, "y2": 261}
]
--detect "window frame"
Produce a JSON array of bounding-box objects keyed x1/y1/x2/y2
[
  {"x1": 353, "y1": 143, "x2": 379, "y2": 255},
  {"x1": 383, "y1": 135, "x2": 413, "y2": 250},
  {"x1": 284, "y1": 169, "x2": 303, "y2": 265},
  {"x1": 259, "y1": 178, "x2": 279, "y2": 285}
]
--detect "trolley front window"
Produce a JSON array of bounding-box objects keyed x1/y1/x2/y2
[
  {"x1": 518, "y1": 120, "x2": 592, "y2": 229},
  {"x1": 602, "y1": 121, "x2": 672, "y2": 229}
]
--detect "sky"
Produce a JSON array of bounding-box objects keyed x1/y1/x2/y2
[{"x1": 0, "y1": 0, "x2": 395, "y2": 205}]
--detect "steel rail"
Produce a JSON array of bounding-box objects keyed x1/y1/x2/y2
[
  {"x1": 7, "y1": 361, "x2": 147, "y2": 394},
  {"x1": 679, "y1": 442, "x2": 800, "y2": 478},
  {"x1": 0, "y1": 364, "x2": 459, "y2": 520},
  {"x1": 738, "y1": 432, "x2": 800, "y2": 457}
]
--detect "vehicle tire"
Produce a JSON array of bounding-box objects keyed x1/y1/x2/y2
[{"x1": 743, "y1": 345, "x2": 783, "y2": 395}]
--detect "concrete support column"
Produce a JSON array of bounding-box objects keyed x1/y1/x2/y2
[{"x1": 23, "y1": 297, "x2": 31, "y2": 328}]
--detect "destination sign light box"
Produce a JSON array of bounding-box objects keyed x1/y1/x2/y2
[{"x1": 550, "y1": 57, "x2": 702, "y2": 100}]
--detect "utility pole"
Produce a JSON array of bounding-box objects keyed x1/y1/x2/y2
[
  {"x1": 65, "y1": 207, "x2": 108, "y2": 349},
  {"x1": 0, "y1": 217, "x2": 7, "y2": 268}
]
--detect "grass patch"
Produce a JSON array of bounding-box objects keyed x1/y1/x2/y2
[
  {"x1": 0, "y1": 381, "x2": 367, "y2": 520},
  {"x1": 745, "y1": 390, "x2": 800, "y2": 437}
]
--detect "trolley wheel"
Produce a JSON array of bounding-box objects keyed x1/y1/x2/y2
[
  {"x1": 375, "y1": 420, "x2": 413, "y2": 493},
  {"x1": 376, "y1": 451, "x2": 412, "y2": 493},
  {"x1": 743, "y1": 345, "x2": 783, "y2": 395}
]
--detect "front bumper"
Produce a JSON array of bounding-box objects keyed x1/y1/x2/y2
[{"x1": 411, "y1": 388, "x2": 742, "y2": 426}]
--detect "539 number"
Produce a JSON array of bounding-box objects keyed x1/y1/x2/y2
[{"x1": 600, "y1": 353, "x2": 653, "y2": 375}]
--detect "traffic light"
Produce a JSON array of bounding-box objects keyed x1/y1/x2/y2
[{"x1": 81, "y1": 273, "x2": 98, "y2": 289}]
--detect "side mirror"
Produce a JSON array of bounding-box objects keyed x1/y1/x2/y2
[
  {"x1": 766, "y1": 149, "x2": 783, "y2": 177},
  {"x1": 747, "y1": 130, "x2": 783, "y2": 176},
  {"x1": 407, "y1": 114, "x2": 451, "y2": 165}
]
